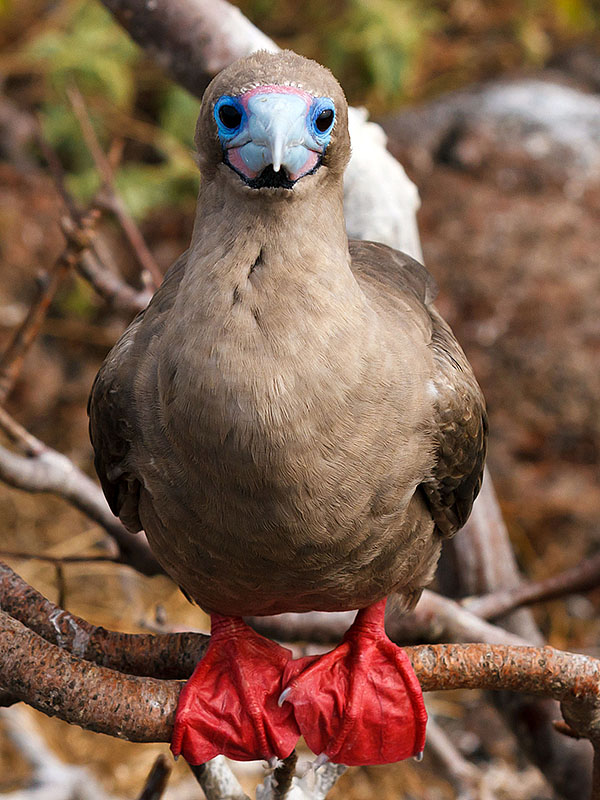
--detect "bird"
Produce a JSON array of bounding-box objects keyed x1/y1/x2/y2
[{"x1": 88, "y1": 50, "x2": 487, "y2": 768}]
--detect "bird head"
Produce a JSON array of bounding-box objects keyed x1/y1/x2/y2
[{"x1": 195, "y1": 50, "x2": 350, "y2": 194}]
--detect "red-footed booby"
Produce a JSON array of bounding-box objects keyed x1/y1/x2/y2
[{"x1": 89, "y1": 50, "x2": 487, "y2": 767}]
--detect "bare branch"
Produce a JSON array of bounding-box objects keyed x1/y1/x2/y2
[
  {"x1": 257, "y1": 761, "x2": 348, "y2": 800},
  {"x1": 0, "y1": 409, "x2": 161, "y2": 576},
  {"x1": 248, "y1": 589, "x2": 530, "y2": 650},
  {"x1": 1, "y1": 705, "x2": 118, "y2": 800},
  {"x1": 446, "y1": 469, "x2": 593, "y2": 799},
  {"x1": 98, "y1": 0, "x2": 277, "y2": 99},
  {"x1": 0, "y1": 550, "x2": 119, "y2": 565},
  {"x1": 425, "y1": 716, "x2": 495, "y2": 800},
  {"x1": 464, "y1": 551, "x2": 600, "y2": 620},
  {"x1": 0, "y1": 560, "x2": 205, "y2": 678},
  {"x1": 79, "y1": 250, "x2": 151, "y2": 314},
  {"x1": 37, "y1": 122, "x2": 152, "y2": 314},
  {"x1": 449, "y1": 468, "x2": 543, "y2": 642},
  {"x1": 67, "y1": 84, "x2": 163, "y2": 289},
  {"x1": 189, "y1": 758, "x2": 250, "y2": 800}
]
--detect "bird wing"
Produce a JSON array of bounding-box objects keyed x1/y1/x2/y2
[
  {"x1": 88, "y1": 252, "x2": 187, "y2": 531},
  {"x1": 349, "y1": 239, "x2": 487, "y2": 538}
]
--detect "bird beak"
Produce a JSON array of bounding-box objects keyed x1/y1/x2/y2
[{"x1": 269, "y1": 130, "x2": 286, "y2": 174}]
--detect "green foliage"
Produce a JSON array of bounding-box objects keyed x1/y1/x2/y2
[
  {"x1": 324, "y1": 0, "x2": 440, "y2": 105},
  {"x1": 19, "y1": 0, "x2": 199, "y2": 220},
  {"x1": 24, "y1": 2, "x2": 139, "y2": 106}
]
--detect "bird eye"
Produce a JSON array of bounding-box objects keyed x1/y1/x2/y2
[
  {"x1": 218, "y1": 103, "x2": 242, "y2": 130},
  {"x1": 315, "y1": 108, "x2": 334, "y2": 133}
]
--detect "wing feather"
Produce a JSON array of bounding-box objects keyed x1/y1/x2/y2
[
  {"x1": 350, "y1": 239, "x2": 487, "y2": 538},
  {"x1": 88, "y1": 253, "x2": 187, "y2": 531}
]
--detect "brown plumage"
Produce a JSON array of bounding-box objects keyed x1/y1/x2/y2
[{"x1": 89, "y1": 50, "x2": 487, "y2": 621}]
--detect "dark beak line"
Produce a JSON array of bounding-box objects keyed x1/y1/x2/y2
[{"x1": 224, "y1": 152, "x2": 323, "y2": 190}]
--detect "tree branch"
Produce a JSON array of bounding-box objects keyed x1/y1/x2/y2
[
  {"x1": 99, "y1": 0, "x2": 277, "y2": 99},
  {"x1": 66, "y1": 84, "x2": 162, "y2": 289},
  {"x1": 0, "y1": 409, "x2": 161, "y2": 576},
  {"x1": 190, "y1": 757, "x2": 251, "y2": 800},
  {"x1": 248, "y1": 588, "x2": 529, "y2": 651},
  {"x1": 136, "y1": 755, "x2": 172, "y2": 800},
  {"x1": 0, "y1": 560, "x2": 205, "y2": 678},
  {"x1": 444, "y1": 469, "x2": 593, "y2": 797},
  {"x1": 2, "y1": 608, "x2": 599, "y2": 753},
  {"x1": 37, "y1": 121, "x2": 152, "y2": 314},
  {"x1": 0, "y1": 209, "x2": 100, "y2": 404},
  {"x1": 0, "y1": 610, "x2": 178, "y2": 742},
  {"x1": 464, "y1": 550, "x2": 600, "y2": 620}
]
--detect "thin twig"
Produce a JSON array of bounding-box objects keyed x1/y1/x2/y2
[
  {"x1": 37, "y1": 123, "x2": 151, "y2": 314},
  {"x1": 136, "y1": 754, "x2": 172, "y2": 800},
  {"x1": 464, "y1": 551, "x2": 600, "y2": 620},
  {"x1": 0, "y1": 404, "x2": 44, "y2": 456},
  {"x1": 0, "y1": 550, "x2": 119, "y2": 565},
  {"x1": 0, "y1": 208, "x2": 100, "y2": 404},
  {"x1": 67, "y1": 84, "x2": 162, "y2": 289},
  {"x1": 79, "y1": 250, "x2": 151, "y2": 313},
  {"x1": 0, "y1": 407, "x2": 161, "y2": 576}
]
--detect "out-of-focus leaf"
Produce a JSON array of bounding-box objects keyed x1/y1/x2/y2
[
  {"x1": 160, "y1": 86, "x2": 200, "y2": 150},
  {"x1": 25, "y1": 1, "x2": 138, "y2": 108},
  {"x1": 115, "y1": 163, "x2": 199, "y2": 220}
]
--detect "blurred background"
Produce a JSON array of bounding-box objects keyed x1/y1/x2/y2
[{"x1": 0, "y1": 1, "x2": 599, "y2": 798}]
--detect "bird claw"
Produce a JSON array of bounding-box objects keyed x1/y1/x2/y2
[{"x1": 278, "y1": 687, "x2": 292, "y2": 707}]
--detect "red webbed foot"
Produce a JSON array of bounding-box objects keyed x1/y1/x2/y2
[
  {"x1": 280, "y1": 598, "x2": 427, "y2": 765},
  {"x1": 171, "y1": 615, "x2": 300, "y2": 764}
]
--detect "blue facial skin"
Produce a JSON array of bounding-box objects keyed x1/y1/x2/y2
[{"x1": 213, "y1": 92, "x2": 335, "y2": 184}]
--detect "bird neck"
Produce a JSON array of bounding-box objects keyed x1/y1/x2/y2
[
  {"x1": 189, "y1": 172, "x2": 350, "y2": 280},
  {"x1": 178, "y1": 171, "x2": 367, "y2": 335},
  {"x1": 162, "y1": 172, "x2": 379, "y2": 450}
]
